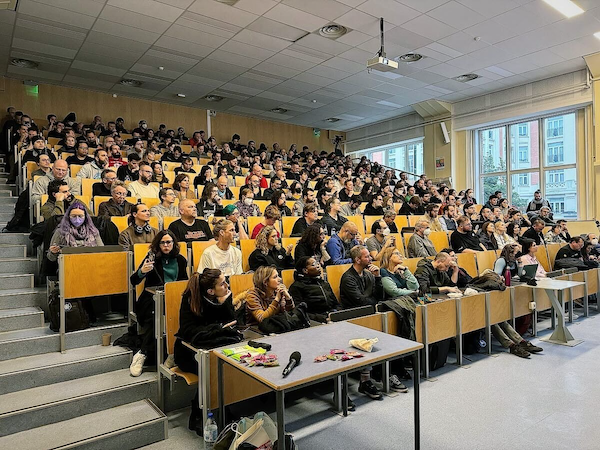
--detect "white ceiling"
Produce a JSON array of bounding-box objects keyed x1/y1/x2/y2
[{"x1": 1, "y1": 0, "x2": 599, "y2": 131}]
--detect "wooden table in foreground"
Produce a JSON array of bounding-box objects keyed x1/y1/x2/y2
[{"x1": 214, "y1": 321, "x2": 424, "y2": 450}]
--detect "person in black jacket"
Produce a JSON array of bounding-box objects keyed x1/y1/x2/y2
[
  {"x1": 289, "y1": 256, "x2": 338, "y2": 322},
  {"x1": 291, "y1": 203, "x2": 321, "y2": 237},
  {"x1": 520, "y1": 218, "x2": 546, "y2": 246},
  {"x1": 174, "y1": 268, "x2": 243, "y2": 435},
  {"x1": 129, "y1": 230, "x2": 189, "y2": 377},
  {"x1": 363, "y1": 193, "x2": 385, "y2": 216},
  {"x1": 248, "y1": 225, "x2": 294, "y2": 272},
  {"x1": 294, "y1": 224, "x2": 331, "y2": 267}
]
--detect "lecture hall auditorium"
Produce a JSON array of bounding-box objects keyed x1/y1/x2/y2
[{"x1": 2, "y1": 0, "x2": 600, "y2": 449}]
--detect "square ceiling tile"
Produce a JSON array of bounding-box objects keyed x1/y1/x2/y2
[
  {"x1": 63, "y1": 75, "x2": 116, "y2": 90},
  {"x1": 293, "y1": 72, "x2": 336, "y2": 87},
  {"x1": 456, "y1": 0, "x2": 521, "y2": 18},
  {"x1": 253, "y1": 62, "x2": 302, "y2": 78},
  {"x1": 281, "y1": 48, "x2": 330, "y2": 65},
  {"x1": 92, "y1": 19, "x2": 161, "y2": 45},
  {"x1": 401, "y1": 15, "x2": 458, "y2": 41},
  {"x1": 207, "y1": 50, "x2": 262, "y2": 69},
  {"x1": 234, "y1": 0, "x2": 279, "y2": 16},
  {"x1": 232, "y1": 30, "x2": 292, "y2": 52},
  {"x1": 438, "y1": 32, "x2": 490, "y2": 55},
  {"x1": 15, "y1": 17, "x2": 87, "y2": 40},
  {"x1": 188, "y1": 0, "x2": 258, "y2": 27},
  {"x1": 336, "y1": 30, "x2": 372, "y2": 47},
  {"x1": 13, "y1": 27, "x2": 83, "y2": 50},
  {"x1": 154, "y1": 35, "x2": 215, "y2": 58},
  {"x1": 165, "y1": 24, "x2": 230, "y2": 49},
  {"x1": 463, "y1": 19, "x2": 518, "y2": 45},
  {"x1": 107, "y1": 0, "x2": 184, "y2": 22},
  {"x1": 176, "y1": 13, "x2": 240, "y2": 38},
  {"x1": 428, "y1": 1, "x2": 486, "y2": 30},
  {"x1": 396, "y1": 0, "x2": 451, "y2": 13},
  {"x1": 86, "y1": 31, "x2": 152, "y2": 55},
  {"x1": 265, "y1": 54, "x2": 317, "y2": 71},
  {"x1": 282, "y1": 0, "x2": 352, "y2": 21},
  {"x1": 322, "y1": 57, "x2": 365, "y2": 73},
  {"x1": 357, "y1": 0, "x2": 421, "y2": 26},
  {"x1": 31, "y1": 0, "x2": 104, "y2": 16},
  {"x1": 306, "y1": 65, "x2": 352, "y2": 80},
  {"x1": 219, "y1": 40, "x2": 276, "y2": 61},
  {"x1": 71, "y1": 60, "x2": 127, "y2": 77},
  {"x1": 383, "y1": 27, "x2": 433, "y2": 51},
  {"x1": 264, "y1": 4, "x2": 329, "y2": 32},
  {"x1": 247, "y1": 17, "x2": 308, "y2": 42},
  {"x1": 293, "y1": 34, "x2": 352, "y2": 56},
  {"x1": 178, "y1": 73, "x2": 226, "y2": 89},
  {"x1": 99, "y1": 5, "x2": 172, "y2": 34},
  {"x1": 18, "y1": 0, "x2": 97, "y2": 28},
  {"x1": 12, "y1": 38, "x2": 78, "y2": 59},
  {"x1": 130, "y1": 63, "x2": 182, "y2": 80},
  {"x1": 334, "y1": 9, "x2": 380, "y2": 36}
]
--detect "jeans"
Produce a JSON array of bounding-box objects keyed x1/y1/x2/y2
[{"x1": 491, "y1": 321, "x2": 523, "y2": 348}]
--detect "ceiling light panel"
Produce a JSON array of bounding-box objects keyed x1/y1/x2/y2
[{"x1": 542, "y1": 0, "x2": 584, "y2": 18}]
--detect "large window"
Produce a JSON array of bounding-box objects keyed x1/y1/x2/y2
[
  {"x1": 353, "y1": 138, "x2": 424, "y2": 177},
  {"x1": 475, "y1": 112, "x2": 577, "y2": 219}
]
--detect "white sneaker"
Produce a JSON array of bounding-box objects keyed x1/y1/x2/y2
[
  {"x1": 130, "y1": 351, "x2": 146, "y2": 377},
  {"x1": 164, "y1": 354, "x2": 176, "y2": 369}
]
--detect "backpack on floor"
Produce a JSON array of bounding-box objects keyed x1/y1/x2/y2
[
  {"x1": 48, "y1": 287, "x2": 90, "y2": 332},
  {"x1": 429, "y1": 338, "x2": 451, "y2": 371}
]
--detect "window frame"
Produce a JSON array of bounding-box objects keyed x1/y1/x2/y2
[{"x1": 350, "y1": 138, "x2": 424, "y2": 178}]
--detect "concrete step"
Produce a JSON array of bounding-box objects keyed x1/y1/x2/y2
[
  {"x1": 0, "y1": 345, "x2": 132, "y2": 395},
  {"x1": 0, "y1": 322, "x2": 129, "y2": 361},
  {"x1": 0, "y1": 287, "x2": 46, "y2": 309},
  {"x1": 0, "y1": 368, "x2": 157, "y2": 436},
  {"x1": 0, "y1": 257, "x2": 37, "y2": 274},
  {"x1": 0, "y1": 306, "x2": 44, "y2": 332},
  {"x1": 0, "y1": 273, "x2": 35, "y2": 291},
  {"x1": 0, "y1": 244, "x2": 27, "y2": 258},
  {"x1": 0, "y1": 212, "x2": 14, "y2": 222},
  {"x1": 0, "y1": 191, "x2": 13, "y2": 197},
  {"x1": 0, "y1": 196, "x2": 17, "y2": 205},
  {"x1": 0, "y1": 400, "x2": 166, "y2": 450},
  {"x1": 0, "y1": 233, "x2": 29, "y2": 246}
]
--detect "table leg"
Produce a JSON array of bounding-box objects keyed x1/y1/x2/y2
[
  {"x1": 341, "y1": 374, "x2": 348, "y2": 417},
  {"x1": 333, "y1": 376, "x2": 342, "y2": 412},
  {"x1": 382, "y1": 361, "x2": 390, "y2": 393},
  {"x1": 546, "y1": 289, "x2": 576, "y2": 344},
  {"x1": 276, "y1": 390, "x2": 286, "y2": 450},
  {"x1": 413, "y1": 350, "x2": 420, "y2": 450},
  {"x1": 217, "y1": 358, "x2": 225, "y2": 430}
]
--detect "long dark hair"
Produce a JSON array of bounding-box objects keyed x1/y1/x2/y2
[
  {"x1": 200, "y1": 182, "x2": 217, "y2": 203},
  {"x1": 128, "y1": 203, "x2": 147, "y2": 226},
  {"x1": 173, "y1": 173, "x2": 189, "y2": 191},
  {"x1": 185, "y1": 268, "x2": 222, "y2": 316},
  {"x1": 149, "y1": 230, "x2": 180, "y2": 259},
  {"x1": 499, "y1": 243, "x2": 518, "y2": 263},
  {"x1": 298, "y1": 224, "x2": 324, "y2": 251}
]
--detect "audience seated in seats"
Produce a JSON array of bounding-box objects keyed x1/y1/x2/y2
[
  {"x1": 291, "y1": 203, "x2": 320, "y2": 237},
  {"x1": 151, "y1": 161, "x2": 169, "y2": 185},
  {"x1": 47, "y1": 200, "x2": 104, "y2": 322},
  {"x1": 494, "y1": 221, "x2": 517, "y2": 250},
  {"x1": 479, "y1": 221, "x2": 499, "y2": 251},
  {"x1": 519, "y1": 239, "x2": 547, "y2": 279},
  {"x1": 532, "y1": 206, "x2": 555, "y2": 226},
  {"x1": 271, "y1": 189, "x2": 292, "y2": 217},
  {"x1": 289, "y1": 256, "x2": 338, "y2": 322},
  {"x1": 366, "y1": 219, "x2": 396, "y2": 261},
  {"x1": 418, "y1": 203, "x2": 442, "y2": 232},
  {"x1": 246, "y1": 163, "x2": 268, "y2": 189},
  {"x1": 197, "y1": 219, "x2": 243, "y2": 276},
  {"x1": 108, "y1": 145, "x2": 125, "y2": 170},
  {"x1": 245, "y1": 266, "x2": 310, "y2": 333},
  {"x1": 506, "y1": 222, "x2": 522, "y2": 242},
  {"x1": 172, "y1": 174, "x2": 197, "y2": 201},
  {"x1": 130, "y1": 230, "x2": 189, "y2": 377},
  {"x1": 251, "y1": 205, "x2": 281, "y2": 239},
  {"x1": 326, "y1": 221, "x2": 361, "y2": 265},
  {"x1": 292, "y1": 188, "x2": 315, "y2": 217},
  {"x1": 322, "y1": 197, "x2": 348, "y2": 235},
  {"x1": 440, "y1": 248, "x2": 473, "y2": 287},
  {"x1": 340, "y1": 245, "x2": 407, "y2": 398},
  {"x1": 126, "y1": 138, "x2": 145, "y2": 158},
  {"x1": 41, "y1": 179, "x2": 74, "y2": 221},
  {"x1": 31, "y1": 154, "x2": 52, "y2": 178},
  {"x1": 149, "y1": 188, "x2": 179, "y2": 226},
  {"x1": 438, "y1": 204, "x2": 458, "y2": 232},
  {"x1": 196, "y1": 182, "x2": 223, "y2": 219},
  {"x1": 118, "y1": 203, "x2": 158, "y2": 251},
  {"x1": 92, "y1": 169, "x2": 117, "y2": 197},
  {"x1": 316, "y1": 188, "x2": 333, "y2": 214},
  {"x1": 338, "y1": 178, "x2": 354, "y2": 202},
  {"x1": 399, "y1": 196, "x2": 424, "y2": 216},
  {"x1": 58, "y1": 135, "x2": 77, "y2": 155},
  {"x1": 520, "y1": 218, "x2": 546, "y2": 246},
  {"x1": 215, "y1": 176, "x2": 233, "y2": 200},
  {"x1": 78, "y1": 149, "x2": 108, "y2": 180},
  {"x1": 582, "y1": 239, "x2": 599, "y2": 268},
  {"x1": 363, "y1": 193, "x2": 385, "y2": 216},
  {"x1": 295, "y1": 224, "x2": 330, "y2": 267},
  {"x1": 340, "y1": 194, "x2": 363, "y2": 217},
  {"x1": 127, "y1": 162, "x2": 159, "y2": 199},
  {"x1": 380, "y1": 247, "x2": 419, "y2": 298},
  {"x1": 554, "y1": 236, "x2": 590, "y2": 270},
  {"x1": 556, "y1": 219, "x2": 571, "y2": 241},
  {"x1": 244, "y1": 173, "x2": 264, "y2": 200},
  {"x1": 235, "y1": 187, "x2": 261, "y2": 219},
  {"x1": 249, "y1": 225, "x2": 294, "y2": 272},
  {"x1": 22, "y1": 136, "x2": 56, "y2": 165},
  {"x1": 451, "y1": 216, "x2": 485, "y2": 253},
  {"x1": 407, "y1": 220, "x2": 437, "y2": 258},
  {"x1": 117, "y1": 153, "x2": 140, "y2": 182},
  {"x1": 174, "y1": 157, "x2": 196, "y2": 176},
  {"x1": 32, "y1": 159, "x2": 81, "y2": 204},
  {"x1": 220, "y1": 204, "x2": 249, "y2": 241},
  {"x1": 168, "y1": 199, "x2": 213, "y2": 245},
  {"x1": 193, "y1": 165, "x2": 214, "y2": 188},
  {"x1": 381, "y1": 210, "x2": 397, "y2": 233},
  {"x1": 526, "y1": 190, "x2": 551, "y2": 220},
  {"x1": 98, "y1": 181, "x2": 133, "y2": 217},
  {"x1": 544, "y1": 223, "x2": 565, "y2": 244},
  {"x1": 65, "y1": 142, "x2": 94, "y2": 166},
  {"x1": 414, "y1": 252, "x2": 461, "y2": 295},
  {"x1": 494, "y1": 244, "x2": 521, "y2": 285},
  {"x1": 262, "y1": 176, "x2": 282, "y2": 201}
]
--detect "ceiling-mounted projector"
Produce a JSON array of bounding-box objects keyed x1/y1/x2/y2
[
  {"x1": 367, "y1": 56, "x2": 398, "y2": 72},
  {"x1": 367, "y1": 18, "x2": 398, "y2": 73}
]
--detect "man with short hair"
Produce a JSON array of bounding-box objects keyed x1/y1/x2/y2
[
  {"x1": 292, "y1": 188, "x2": 315, "y2": 217},
  {"x1": 168, "y1": 199, "x2": 213, "y2": 244},
  {"x1": 127, "y1": 162, "x2": 159, "y2": 198},
  {"x1": 31, "y1": 154, "x2": 52, "y2": 177},
  {"x1": 450, "y1": 216, "x2": 485, "y2": 253},
  {"x1": 438, "y1": 204, "x2": 458, "y2": 231},
  {"x1": 77, "y1": 149, "x2": 108, "y2": 179},
  {"x1": 557, "y1": 219, "x2": 571, "y2": 242},
  {"x1": 326, "y1": 221, "x2": 361, "y2": 265},
  {"x1": 366, "y1": 219, "x2": 396, "y2": 261},
  {"x1": 291, "y1": 203, "x2": 321, "y2": 237},
  {"x1": 414, "y1": 252, "x2": 461, "y2": 295},
  {"x1": 322, "y1": 198, "x2": 347, "y2": 236},
  {"x1": 117, "y1": 152, "x2": 140, "y2": 181},
  {"x1": 263, "y1": 177, "x2": 282, "y2": 200},
  {"x1": 127, "y1": 138, "x2": 145, "y2": 157},
  {"x1": 483, "y1": 195, "x2": 499, "y2": 210},
  {"x1": 41, "y1": 179, "x2": 72, "y2": 220},
  {"x1": 526, "y1": 190, "x2": 551, "y2": 219},
  {"x1": 340, "y1": 194, "x2": 363, "y2": 217},
  {"x1": 419, "y1": 203, "x2": 442, "y2": 232},
  {"x1": 32, "y1": 159, "x2": 81, "y2": 204},
  {"x1": 22, "y1": 136, "x2": 56, "y2": 165},
  {"x1": 407, "y1": 220, "x2": 437, "y2": 258},
  {"x1": 364, "y1": 193, "x2": 385, "y2": 216},
  {"x1": 92, "y1": 169, "x2": 117, "y2": 196},
  {"x1": 197, "y1": 219, "x2": 243, "y2": 276},
  {"x1": 383, "y1": 210, "x2": 398, "y2": 233},
  {"x1": 150, "y1": 188, "x2": 180, "y2": 228},
  {"x1": 554, "y1": 236, "x2": 585, "y2": 270},
  {"x1": 521, "y1": 218, "x2": 546, "y2": 246},
  {"x1": 399, "y1": 196, "x2": 424, "y2": 215},
  {"x1": 66, "y1": 142, "x2": 94, "y2": 166},
  {"x1": 536, "y1": 206, "x2": 555, "y2": 225}
]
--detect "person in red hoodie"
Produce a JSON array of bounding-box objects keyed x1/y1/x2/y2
[{"x1": 245, "y1": 163, "x2": 268, "y2": 189}]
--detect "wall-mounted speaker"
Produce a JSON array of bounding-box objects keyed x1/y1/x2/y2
[{"x1": 440, "y1": 122, "x2": 450, "y2": 144}]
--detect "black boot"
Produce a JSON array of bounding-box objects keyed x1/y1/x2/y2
[{"x1": 188, "y1": 394, "x2": 203, "y2": 436}]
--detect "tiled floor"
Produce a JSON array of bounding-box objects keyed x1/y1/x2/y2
[{"x1": 145, "y1": 311, "x2": 600, "y2": 450}]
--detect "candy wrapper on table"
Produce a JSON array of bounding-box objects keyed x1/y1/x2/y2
[{"x1": 222, "y1": 344, "x2": 267, "y2": 362}]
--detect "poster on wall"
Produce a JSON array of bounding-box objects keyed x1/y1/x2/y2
[{"x1": 436, "y1": 157, "x2": 445, "y2": 170}]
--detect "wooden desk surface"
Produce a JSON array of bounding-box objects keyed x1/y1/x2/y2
[
  {"x1": 214, "y1": 322, "x2": 423, "y2": 391},
  {"x1": 523, "y1": 279, "x2": 584, "y2": 290}
]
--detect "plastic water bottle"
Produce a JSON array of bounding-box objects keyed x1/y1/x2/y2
[{"x1": 203, "y1": 412, "x2": 218, "y2": 450}]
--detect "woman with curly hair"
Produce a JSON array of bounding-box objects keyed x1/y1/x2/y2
[
  {"x1": 294, "y1": 224, "x2": 331, "y2": 267},
  {"x1": 248, "y1": 225, "x2": 294, "y2": 272}
]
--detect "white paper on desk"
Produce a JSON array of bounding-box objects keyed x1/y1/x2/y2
[{"x1": 233, "y1": 419, "x2": 273, "y2": 450}]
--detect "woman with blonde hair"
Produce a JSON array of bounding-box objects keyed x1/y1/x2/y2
[
  {"x1": 494, "y1": 220, "x2": 517, "y2": 250},
  {"x1": 248, "y1": 225, "x2": 294, "y2": 272},
  {"x1": 380, "y1": 247, "x2": 419, "y2": 298},
  {"x1": 246, "y1": 265, "x2": 309, "y2": 332}
]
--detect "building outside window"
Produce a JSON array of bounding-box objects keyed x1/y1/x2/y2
[
  {"x1": 475, "y1": 112, "x2": 577, "y2": 219},
  {"x1": 352, "y1": 138, "x2": 424, "y2": 178}
]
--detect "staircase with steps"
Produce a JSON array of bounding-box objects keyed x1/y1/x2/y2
[{"x1": 0, "y1": 160, "x2": 168, "y2": 448}]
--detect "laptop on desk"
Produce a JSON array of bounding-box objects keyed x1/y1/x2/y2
[{"x1": 520, "y1": 264, "x2": 538, "y2": 281}]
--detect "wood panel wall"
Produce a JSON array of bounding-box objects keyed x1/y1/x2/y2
[{"x1": 0, "y1": 77, "x2": 344, "y2": 153}]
